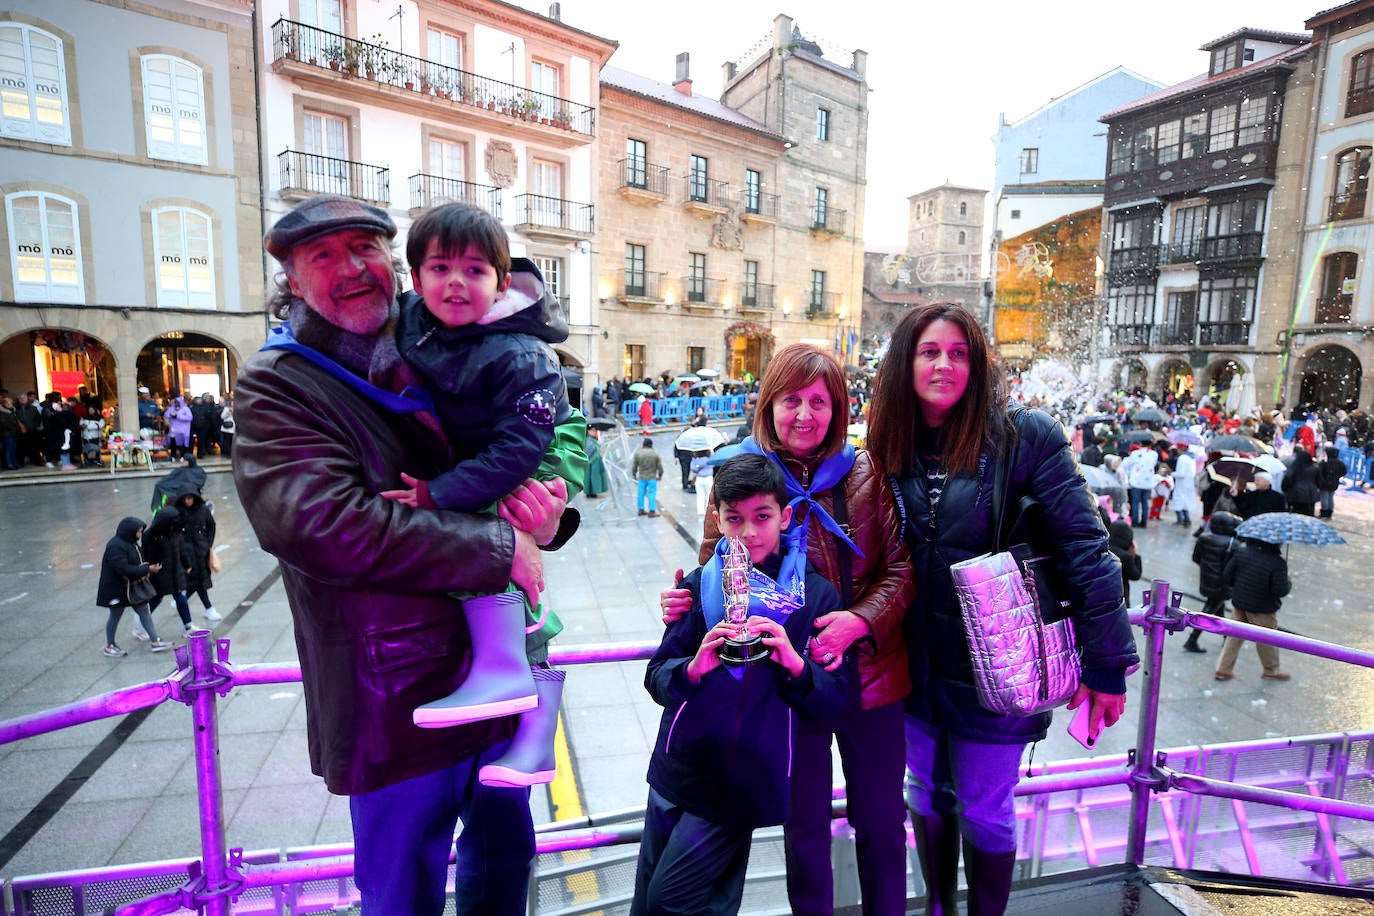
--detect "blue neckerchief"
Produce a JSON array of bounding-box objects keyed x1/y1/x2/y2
[
  {"x1": 260, "y1": 324, "x2": 435, "y2": 415},
  {"x1": 700, "y1": 532, "x2": 807, "y2": 680},
  {"x1": 740, "y1": 437, "x2": 863, "y2": 557}
]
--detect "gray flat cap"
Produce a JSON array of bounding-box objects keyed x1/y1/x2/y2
[{"x1": 264, "y1": 195, "x2": 396, "y2": 260}]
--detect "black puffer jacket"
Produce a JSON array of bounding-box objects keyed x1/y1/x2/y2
[
  {"x1": 177, "y1": 487, "x2": 216, "y2": 592},
  {"x1": 1224, "y1": 539, "x2": 1290, "y2": 614},
  {"x1": 144, "y1": 505, "x2": 188, "y2": 596},
  {"x1": 895, "y1": 405, "x2": 1140, "y2": 744},
  {"x1": 1283, "y1": 449, "x2": 1320, "y2": 505},
  {"x1": 96, "y1": 517, "x2": 154, "y2": 608},
  {"x1": 1192, "y1": 511, "x2": 1239, "y2": 599}
]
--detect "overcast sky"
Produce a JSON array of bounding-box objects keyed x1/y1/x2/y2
[{"x1": 519, "y1": 0, "x2": 1314, "y2": 248}]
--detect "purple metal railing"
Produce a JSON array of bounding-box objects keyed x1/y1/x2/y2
[{"x1": 7, "y1": 580, "x2": 1374, "y2": 914}]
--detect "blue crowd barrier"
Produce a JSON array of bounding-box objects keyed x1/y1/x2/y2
[
  {"x1": 619, "y1": 395, "x2": 746, "y2": 427},
  {"x1": 1339, "y1": 446, "x2": 1370, "y2": 489}
]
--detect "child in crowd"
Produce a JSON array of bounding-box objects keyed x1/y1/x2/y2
[
  {"x1": 1186, "y1": 511, "x2": 1239, "y2": 653},
  {"x1": 1149, "y1": 462, "x2": 1172, "y2": 521},
  {"x1": 380, "y1": 202, "x2": 587, "y2": 788},
  {"x1": 632, "y1": 454, "x2": 851, "y2": 915},
  {"x1": 96, "y1": 517, "x2": 172, "y2": 656}
]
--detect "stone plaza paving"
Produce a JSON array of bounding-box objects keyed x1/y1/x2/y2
[{"x1": 4, "y1": 438, "x2": 1374, "y2": 884}]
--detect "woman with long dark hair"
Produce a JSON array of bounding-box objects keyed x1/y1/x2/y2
[{"x1": 866, "y1": 303, "x2": 1138, "y2": 916}]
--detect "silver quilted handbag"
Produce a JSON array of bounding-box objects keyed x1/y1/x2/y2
[{"x1": 950, "y1": 550, "x2": 1080, "y2": 717}]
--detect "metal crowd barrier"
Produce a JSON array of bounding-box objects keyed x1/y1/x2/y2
[
  {"x1": 617, "y1": 395, "x2": 746, "y2": 427},
  {"x1": 5, "y1": 580, "x2": 1374, "y2": 914}
]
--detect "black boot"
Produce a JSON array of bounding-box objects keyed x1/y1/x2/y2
[
  {"x1": 912, "y1": 813, "x2": 960, "y2": 916},
  {"x1": 962, "y1": 839, "x2": 1016, "y2": 916},
  {"x1": 1182, "y1": 630, "x2": 1206, "y2": 653}
]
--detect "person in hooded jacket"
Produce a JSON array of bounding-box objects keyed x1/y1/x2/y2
[
  {"x1": 1186, "y1": 511, "x2": 1240, "y2": 653},
  {"x1": 139, "y1": 502, "x2": 195, "y2": 638},
  {"x1": 1282, "y1": 447, "x2": 1320, "y2": 517},
  {"x1": 176, "y1": 486, "x2": 220, "y2": 623},
  {"x1": 164, "y1": 393, "x2": 193, "y2": 460},
  {"x1": 1317, "y1": 446, "x2": 1348, "y2": 519},
  {"x1": 1215, "y1": 536, "x2": 1292, "y2": 682},
  {"x1": 96, "y1": 517, "x2": 172, "y2": 656}
]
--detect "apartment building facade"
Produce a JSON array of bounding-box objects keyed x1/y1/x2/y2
[
  {"x1": 0, "y1": 0, "x2": 264, "y2": 430},
  {"x1": 1098, "y1": 27, "x2": 1312, "y2": 407},
  {"x1": 260, "y1": 0, "x2": 614, "y2": 399}
]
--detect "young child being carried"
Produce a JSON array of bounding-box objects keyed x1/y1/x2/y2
[
  {"x1": 381, "y1": 202, "x2": 588, "y2": 788},
  {"x1": 632, "y1": 454, "x2": 852, "y2": 915}
]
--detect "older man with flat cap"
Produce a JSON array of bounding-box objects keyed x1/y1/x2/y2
[{"x1": 233, "y1": 195, "x2": 564, "y2": 915}]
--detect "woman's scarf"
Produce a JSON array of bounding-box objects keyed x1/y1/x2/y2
[
  {"x1": 699, "y1": 531, "x2": 807, "y2": 680},
  {"x1": 739, "y1": 436, "x2": 863, "y2": 557}
]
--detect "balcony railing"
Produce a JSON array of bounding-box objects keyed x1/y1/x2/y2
[
  {"x1": 1163, "y1": 241, "x2": 1201, "y2": 265},
  {"x1": 513, "y1": 194, "x2": 594, "y2": 236},
  {"x1": 408, "y1": 174, "x2": 501, "y2": 217},
  {"x1": 741, "y1": 191, "x2": 779, "y2": 220},
  {"x1": 278, "y1": 149, "x2": 389, "y2": 204},
  {"x1": 679, "y1": 275, "x2": 725, "y2": 305},
  {"x1": 1110, "y1": 323, "x2": 1156, "y2": 347},
  {"x1": 1159, "y1": 322, "x2": 1196, "y2": 345},
  {"x1": 812, "y1": 207, "x2": 847, "y2": 234},
  {"x1": 1199, "y1": 321, "x2": 1251, "y2": 346},
  {"x1": 1328, "y1": 191, "x2": 1368, "y2": 222},
  {"x1": 618, "y1": 158, "x2": 670, "y2": 197},
  {"x1": 1200, "y1": 233, "x2": 1263, "y2": 261},
  {"x1": 739, "y1": 283, "x2": 775, "y2": 311},
  {"x1": 617, "y1": 269, "x2": 666, "y2": 301},
  {"x1": 807, "y1": 291, "x2": 841, "y2": 317},
  {"x1": 270, "y1": 19, "x2": 596, "y2": 136},
  {"x1": 1107, "y1": 246, "x2": 1161, "y2": 274},
  {"x1": 684, "y1": 176, "x2": 730, "y2": 209}
]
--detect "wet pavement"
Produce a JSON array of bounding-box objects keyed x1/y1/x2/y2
[{"x1": 3, "y1": 439, "x2": 1374, "y2": 882}]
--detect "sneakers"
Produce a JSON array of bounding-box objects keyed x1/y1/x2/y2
[
  {"x1": 103, "y1": 644, "x2": 127, "y2": 658},
  {"x1": 131, "y1": 626, "x2": 150, "y2": 641},
  {"x1": 184, "y1": 622, "x2": 196, "y2": 636},
  {"x1": 149, "y1": 640, "x2": 173, "y2": 652},
  {"x1": 203, "y1": 606, "x2": 222, "y2": 622}
]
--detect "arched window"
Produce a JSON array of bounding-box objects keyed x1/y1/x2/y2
[
  {"x1": 959, "y1": 201, "x2": 967, "y2": 216},
  {"x1": 141, "y1": 55, "x2": 207, "y2": 164},
  {"x1": 1349, "y1": 49, "x2": 1374, "y2": 117},
  {"x1": 0, "y1": 23, "x2": 71, "y2": 145},
  {"x1": 1329, "y1": 146, "x2": 1371, "y2": 220},
  {"x1": 958, "y1": 230, "x2": 967, "y2": 245},
  {"x1": 152, "y1": 206, "x2": 215, "y2": 308},
  {"x1": 5, "y1": 191, "x2": 82, "y2": 302},
  {"x1": 1318, "y1": 252, "x2": 1358, "y2": 324}
]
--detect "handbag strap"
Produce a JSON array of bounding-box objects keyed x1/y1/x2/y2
[{"x1": 830, "y1": 481, "x2": 855, "y2": 609}]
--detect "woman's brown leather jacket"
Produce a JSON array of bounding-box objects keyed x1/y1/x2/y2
[{"x1": 700, "y1": 447, "x2": 913, "y2": 708}]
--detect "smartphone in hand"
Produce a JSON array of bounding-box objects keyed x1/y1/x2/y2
[{"x1": 1068, "y1": 702, "x2": 1096, "y2": 749}]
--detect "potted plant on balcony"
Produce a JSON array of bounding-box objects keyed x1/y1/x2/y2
[
  {"x1": 324, "y1": 41, "x2": 344, "y2": 71},
  {"x1": 341, "y1": 40, "x2": 361, "y2": 76},
  {"x1": 359, "y1": 35, "x2": 388, "y2": 81},
  {"x1": 398, "y1": 62, "x2": 415, "y2": 91},
  {"x1": 519, "y1": 94, "x2": 540, "y2": 120}
]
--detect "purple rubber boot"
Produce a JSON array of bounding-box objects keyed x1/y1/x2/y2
[
  {"x1": 479, "y1": 668, "x2": 566, "y2": 787},
  {"x1": 413, "y1": 592, "x2": 537, "y2": 728}
]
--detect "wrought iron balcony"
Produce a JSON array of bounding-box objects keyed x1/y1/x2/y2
[
  {"x1": 278, "y1": 149, "x2": 389, "y2": 204},
  {"x1": 1110, "y1": 323, "x2": 1156, "y2": 347},
  {"x1": 812, "y1": 207, "x2": 847, "y2": 235},
  {"x1": 616, "y1": 269, "x2": 666, "y2": 302},
  {"x1": 1159, "y1": 322, "x2": 1196, "y2": 346},
  {"x1": 1327, "y1": 192, "x2": 1368, "y2": 222},
  {"x1": 1107, "y1": 246, "x2": 1161, "y2": 274},
  {"x1": 1200, "y1": 233, "x2": 1263, "y2": 262},
  {"x1": 1163, "y1": 241, "x2": 1201, "y2": 265},
  {"x1": 512, "y1": 194, "x2": 593, "y2": 238},
  {"x1": 408, "y1": 174, "x2": 501, "y2": 217},
  {"x1": 740, "y1": 191, "x2": 778, "y2": 223},
  {"x1": 807, "y1": 291, "x2": 841, "y2": 318},
  {"x1": 738, "y1": 283, "x2": 776, "y2": 311},
  {"x1": 679, "y1": 275, "x2": 725, "y2": 307},
  {"x1": 270, "y1": 19, "x2": 596, "y2": 137},
  {"x1": 618, "y1": 158, "x2": 670, "y2": 199},
  {"x1": 683, "y1": 176, "x2": 730, "y2": 211},
  {"x1": 1198, "y1": 321, "x2": 1251, "y2": 346}
]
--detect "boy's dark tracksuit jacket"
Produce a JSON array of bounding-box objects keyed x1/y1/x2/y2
[{"x1": 644, "y1": 555, "x2": 853, "y2": 832}]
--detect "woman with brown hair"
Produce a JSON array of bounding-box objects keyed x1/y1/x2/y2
[
  {"x1": 866, "y1": 303, "x2": 1138, "y2": 915},
  {"x1": 660, "y1": 343, "x2": 913, "y2": 915}
]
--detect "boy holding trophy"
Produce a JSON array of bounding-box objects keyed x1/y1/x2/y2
[{"x1": 632, "y1": 453, "x2": 853, "y2": 914}]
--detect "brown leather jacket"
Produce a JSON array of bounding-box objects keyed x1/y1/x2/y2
[
  {"x1": 700, "y1": 448, "x2": 913, "y2": 709},
  {"x1": 233, "y1": 346, "x2": 517, "y2": 795}
]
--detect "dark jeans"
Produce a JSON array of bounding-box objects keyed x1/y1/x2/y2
[
  {"x1": 1128, "y1": 487, "x2": 1150, "y2": 526},
  {"x1": 785, "y1": 700, "x2": 908, "y2": 916},
  {"x1": 1, "y1": 434, "x2": 15, "y2": 467},
  {"x1": 631, "y1": 787, "x2": 752, "y2": 916},
  {"x1": 349, "y1": 741, "x2": 534, "y2": 916}
]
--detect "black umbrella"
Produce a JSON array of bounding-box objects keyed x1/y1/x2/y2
[
  {"x1": 587, "y1": 417, "x2": 620, "y2": 431},
  {"x1": 1130, "y1": 407, "x2": 1167, "y2": 424},
  {"x1": 1119, "y1": 429, "x2": 1165, "y2": 445},
  {"x1": 1207, "y1": 434, "x2": 1269, "y2": 454}
]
